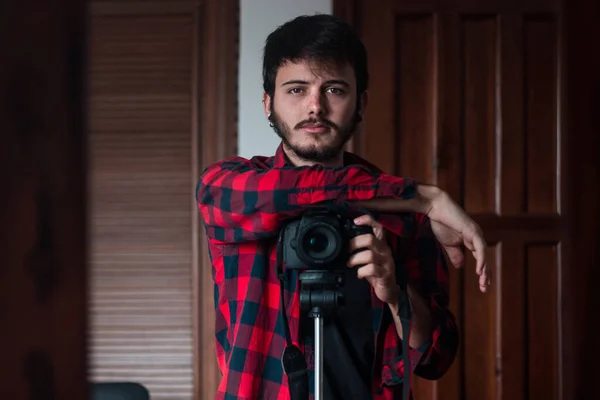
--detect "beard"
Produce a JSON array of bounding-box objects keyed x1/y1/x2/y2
[{"x1": 269, "y1": 105, "x2": 361, "y2": 163}]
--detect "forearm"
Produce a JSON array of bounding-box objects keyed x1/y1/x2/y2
[
  {"x1": 350, "y1": 183, "x2": 443, "y2": 216},
  {"x1": 388, "y1": 285, "x2": 434, "y2": 349},
  {"x1": 197, "y1": 157, "x2": 416, "y2": 242}
]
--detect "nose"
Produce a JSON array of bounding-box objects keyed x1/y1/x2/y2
[{"x1": 307, "y1": 89, "x2": 326, "y2": 117}]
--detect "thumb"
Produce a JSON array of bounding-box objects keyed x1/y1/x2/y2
[{"x1": 444, "y1": 246, "x2": 465, "y2": 269}]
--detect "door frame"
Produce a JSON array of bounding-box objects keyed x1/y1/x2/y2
[{"x1": 193, "y1": 0, "x2": 239, "y2": 398}]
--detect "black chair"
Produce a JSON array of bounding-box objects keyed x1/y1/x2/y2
[{"x1": 91, "y1": 382, "x2": 150, "y2": 400}]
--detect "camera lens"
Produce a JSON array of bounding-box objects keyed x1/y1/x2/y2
[
  {"x1": 299, "y1": 224, "x2": 341, "y2": 265},
  {"x1": 307, "y1": 231, "x2": 329, "y2": 253}
]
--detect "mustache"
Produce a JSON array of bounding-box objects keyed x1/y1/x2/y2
[{"x1": 294, "y1": 118, "x2": 339, "y2": 131}]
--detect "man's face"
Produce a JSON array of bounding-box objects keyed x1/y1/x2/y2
[{"x1": 263, "y1": 59, "x2": 367, "y2": 165}]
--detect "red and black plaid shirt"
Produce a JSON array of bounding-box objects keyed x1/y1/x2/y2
[{"x1": 196, "y1": 143, "x2": 459, "y2": 400}]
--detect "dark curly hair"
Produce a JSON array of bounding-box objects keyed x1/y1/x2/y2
[{"x1": 262, "y1": 14, "x2": 369, "y2": 102}]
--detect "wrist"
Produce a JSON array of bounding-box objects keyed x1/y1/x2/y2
[
  {"x1": 386, "y1": 284, "x2": 404, "y2": 310},
  {"x1": 417, "y1": 184, "x2": 446, "y2": 217},
  {"x1": 416, "y1": 184, "x2": 443, "y2": 209}
]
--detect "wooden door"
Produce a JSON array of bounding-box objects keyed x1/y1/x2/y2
[{"x1": 336, "y1": 0, "x2": 567, "y2": 399}]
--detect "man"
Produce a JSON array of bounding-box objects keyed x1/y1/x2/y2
[{"x1": 197, "y1": 14, "x2": 490, "y2": 400}]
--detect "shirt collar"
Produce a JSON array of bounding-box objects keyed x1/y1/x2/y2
[{"x1": 273, "y1": 142, "x2": 291, "y2": 168}]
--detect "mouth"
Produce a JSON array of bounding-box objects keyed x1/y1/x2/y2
[{"x1": 300, "y1": 124, "x2": 331, "y2": 134}]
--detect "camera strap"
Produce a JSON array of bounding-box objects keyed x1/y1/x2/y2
[
  {"x1": 276, "y1": 229, "x2": 309, "y2": 400},
  {"x1": 397, "y1": 284, "x2": 413, "y2": 400}
]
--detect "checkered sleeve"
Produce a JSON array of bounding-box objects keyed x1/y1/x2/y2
[
  {"x1": 196, "y1": 156, "x2": 417, "y2": 243},
  {"x1": 382, "y1": 214, "x2": 460, "y2": 385}
]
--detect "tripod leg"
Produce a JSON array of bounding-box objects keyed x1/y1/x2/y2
[{"x1": 314, "y1": 313, "x2": 324, "y2": 400}]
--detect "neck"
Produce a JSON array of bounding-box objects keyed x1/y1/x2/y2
[{"x1": 283, "y1": 145, "x2": 344, "y2": 168}]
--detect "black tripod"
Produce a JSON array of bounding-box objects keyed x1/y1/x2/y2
[{"x1": 299, "y1": 269, "x2": 346, "y2": 400}]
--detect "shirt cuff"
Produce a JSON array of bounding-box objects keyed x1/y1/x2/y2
[{"x1": 409, "y1": 339, "x2": 432, "y2": 371}]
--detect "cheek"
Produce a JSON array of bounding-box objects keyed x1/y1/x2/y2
[
  {"x1": 274, "y1": 96, "x2": 298, "y2": 118},
  {"x1": 330, "y1": 97, "x2": 357, "y2": 119}
]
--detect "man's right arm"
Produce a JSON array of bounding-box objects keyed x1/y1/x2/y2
[{"x1": 196, "y1": 156, "x2": 416, "y2": 243}]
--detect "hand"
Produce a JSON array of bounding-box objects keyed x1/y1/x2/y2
[
  {"x1": 349, "y1": 184, "x2": 492, "y2": 293},
  {"x1": 347, "y1": 214, "x2": 400, "y2": 305},
  {"x1": 427, "y1": 191, "x2": 491, "y2": 293}
]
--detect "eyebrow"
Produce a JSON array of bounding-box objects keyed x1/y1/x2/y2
[{"x1": 281, "y1": 79, "x2": 350, "y2": 87}]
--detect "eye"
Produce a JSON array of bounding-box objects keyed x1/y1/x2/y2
[
  {"x1": 326, "y1": 87, "x2": 346, "y2": 95},
  {"x1": 288, "y1": 88, "x2": 304, "y2": 95}
]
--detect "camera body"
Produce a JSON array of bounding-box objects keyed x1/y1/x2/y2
[{"x1": 281, "y1": 206, "x2": 373, "y2": 271}]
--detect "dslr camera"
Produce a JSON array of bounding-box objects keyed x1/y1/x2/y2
[{"x1": 281, "y1": 206, "x2": 373, "y2": 271}]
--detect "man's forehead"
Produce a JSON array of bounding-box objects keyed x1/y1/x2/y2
[{"x1": 276, "y1": 59, "x2": 354, "y2": 83}]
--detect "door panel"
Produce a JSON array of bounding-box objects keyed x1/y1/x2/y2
[{"x1": 337, "y1": 1, "x2": 562, "y2": 399}]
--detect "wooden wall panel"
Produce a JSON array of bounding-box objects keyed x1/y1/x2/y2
[
  {"x1": 359, "y1": 1, "x2": 396, "y2": 175},
  {"x1": 0, "y1": 0, "x2": 88, "y2": 398},
  {"x1": 562, "y1": 1, "x2": 600, "y2": 398},
  {"x1": 526, "y1": 244, "x2": 559, "y2": 400},
  {"x1": 436, "y1": 14, "x2": 463, "y2": 204},
  {"x1": 463, "y1": 16, "x2": 498, "y2": 214},
  {"x1": 339, "y1": 1, "x2": 566, "y2": 399},
  {"x1": 524, "y1": 17, "x2": 558, "y2": 213},
  {"x1": 500, "y1": 14, "x2": 526, "y2": 215},
  {"x1": 463, "y1": 246, "x2": 498, "y2": 400},
  {"x1": 395, "y1": 15, "x2": 436, "y2": 181},
  {"x1": 498, "y1": 241, "x2": 526, "y2": 400}
]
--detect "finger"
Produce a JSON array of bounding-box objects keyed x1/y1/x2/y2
[
  {"x1": 348, "y1": 233, "x2": 376, "y2": 253},
  {"x1": 486, "y1": 262, "x2": 492, "y2": 283},
  {"x1": 479, "y1": 271, "x2": 489, "y2": 293},
  {"x1": 348, "y1": 235, "x2": 388, "y2": 257},
  {"x1": 444, "y1": 246, "x2": 465, "y2": 269},
  {"x1": 353, "y1": 214, "x2": 377, "y2": 226},
  {"x1": 472, "y1": 234, "x2": 487, "y2": 276},
  {"x1": 463, "y1": 238, "x2": 475, "y2": 252},
  {"x1": 481, "y1": 262, "x2": 491, "y2": 288},
  {"x1": 347, "y1": 249, "x2": 377, "y2": 268},
  {"x1": 354, "y1": 214, "x2": 385, "y2": 239},
  {"x1": 356, "y1": 263, "x2": 387, "y2": 280}
]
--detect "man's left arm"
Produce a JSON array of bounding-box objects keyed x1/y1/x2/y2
[{"x1": 387, "y1": 214, "x2": 460, "y2": 380}]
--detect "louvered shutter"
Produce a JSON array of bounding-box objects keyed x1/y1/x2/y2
[{"x1": 88, "y1": 13, "x2": 195, "y2": 399}]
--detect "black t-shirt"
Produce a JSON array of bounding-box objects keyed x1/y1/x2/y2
[{"x1": 301, "y1": 268, "x2": 375, "y2": 400}]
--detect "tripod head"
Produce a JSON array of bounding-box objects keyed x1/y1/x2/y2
[{"x1": 299, "y1": 269, "x2": 345, "y2": 314}]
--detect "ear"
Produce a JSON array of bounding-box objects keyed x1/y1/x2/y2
[
  {"x1": 262, "y1": 92, "x2": 272, "y2": 121},
  {"x1": 359, "y1": 90, "x2": 369, "y2": 115}
]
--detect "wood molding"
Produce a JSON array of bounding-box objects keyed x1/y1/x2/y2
[
  {"x1": 561, "y1": 0, "x2": 600, "y2": 398},
  {"x1": 334, "y1": 0, "x2": 367, "y2": 157},
  {"x1": 193, "y1": 0, "x2": 239, "y2": 398},
  {"x1": 333, "y1": 0, "x2": 359, "y2": 27},
  {"x1": 91, "y1": 1, "x2": 200, "y2": 15}
]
